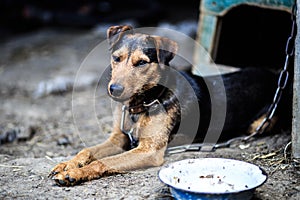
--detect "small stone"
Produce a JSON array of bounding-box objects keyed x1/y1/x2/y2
[{"x1": 57, "y1": 136, "x2": 71, "y2": 146}]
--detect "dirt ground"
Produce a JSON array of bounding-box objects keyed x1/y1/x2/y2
[{"x1": 0, "y1": 27, "x2": 299, "y2": 200}]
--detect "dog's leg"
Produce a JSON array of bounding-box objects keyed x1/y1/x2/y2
[
  {"x1": 51, "y1": 109, "x2": 174, "y2": 186},
  {"x1": 49, "y1": 108, "x2": 129, "y2": 179},
  {"x1": 49, "y1": 128, "x2": 128, "y2": 177},
  {"x1": 52, "y1": 137, "x2": 168, "y2": 186}
]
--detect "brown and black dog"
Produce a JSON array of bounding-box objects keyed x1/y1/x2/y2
[{"x1": 49, "y1": 25, "x2": 291, "y2": 186}]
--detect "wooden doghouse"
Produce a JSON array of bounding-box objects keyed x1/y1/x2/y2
[{"x1": 192, "y1": 0, "x2": 299, "y2": 158}]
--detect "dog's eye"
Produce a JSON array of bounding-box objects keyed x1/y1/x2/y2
[
  {"x1": 135, "y1": 60, "x2": 148, "y2": 67},
  {"x1": 112, "y1": 55, "x2": 121, "y2": 62}
]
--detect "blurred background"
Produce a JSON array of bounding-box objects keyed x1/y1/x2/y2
[
  {"x1": 0, "y1": 0, "x2": 200, "y2": 40},
  {"x1": 0, "y1": 0, "x2": 292, "y2": 69}
]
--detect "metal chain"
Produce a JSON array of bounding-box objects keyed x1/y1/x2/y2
[
  {"x1": 167, "y1": 3, "x2": 297, "y2": 154},
  {"x1": 120, "y1": 105, "x2": 138, "y2": 149},
  {"x1": 242, "y1": 2, "x2": 297, "y2": 142}
]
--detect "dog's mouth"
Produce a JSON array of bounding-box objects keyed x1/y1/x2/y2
[
  {"x1": 107, "y1": 89, "x2": 129, "y2": 102},
  {"x1": 109, "y1": 95, "x2": 130, "y2": 102},
  {"x1": 107, "y1": 87, "x2": 136, "y2": 103},
  {"x1": 108, "y1": 84, "x2": 156, "y2": 103}
]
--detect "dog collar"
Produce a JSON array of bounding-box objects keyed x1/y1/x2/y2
[
  {"x1": 128, "y1": 99, "x2": 161, "y2": 114},
  {"x1": 128, "y1": 85, "x2": 166, "y2": 115}
]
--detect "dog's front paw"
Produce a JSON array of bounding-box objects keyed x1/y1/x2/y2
[
  {"x1": 48, "y1": 161, "x2": 78, "y2": 179},
  {"x1": 51, "y1": 168, "x2": 85, "y2": 186},
  {"x1": 49, "y1": 160, "x2": 107, "y2": 186}
]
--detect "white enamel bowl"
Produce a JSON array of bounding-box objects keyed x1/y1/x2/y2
[{"x1": 158, "y1": 158, "x2": 267, "y2": 200}]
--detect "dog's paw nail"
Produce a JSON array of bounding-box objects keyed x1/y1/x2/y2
[
  {"x1": 57, "y1": 179, "x2": 66, "y2": 186},
  {"x1": 49, "y1": 171, "x2": 58, "y2": 178},
  {"x1": 65, "y1": 175, "x2": 76, "y2": 183}
]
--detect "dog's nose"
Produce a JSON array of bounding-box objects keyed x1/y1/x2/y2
[{"x1": 109, "y1": 84, "x2": 124, "y2": 97}]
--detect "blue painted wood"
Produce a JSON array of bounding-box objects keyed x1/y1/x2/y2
[
  {"x1": 199, "y1": 14, "x2": 218, "y2": 57},
  {"x1": 202, "y1": 0, "x2": 294, "y2": 15}
]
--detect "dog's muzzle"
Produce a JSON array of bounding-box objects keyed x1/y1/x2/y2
[{"x1": 109, "y1": 83, "x2": 124, "y2": 97}]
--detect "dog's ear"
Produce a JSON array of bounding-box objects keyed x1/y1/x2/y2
[
  {"x1": 107, "y1": 25, "x2": 133, "y2": 51},
  {"x1": 152, "y1": 36, "x2": 178, "y2": 67}
]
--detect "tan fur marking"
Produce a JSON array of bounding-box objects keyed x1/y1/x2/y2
[
  {"x1": 248, "y1": 114, "x2": 278, "y2": 134},
  {"x1": 131, "y1": 49, "x2": 150, "y2": 65}
]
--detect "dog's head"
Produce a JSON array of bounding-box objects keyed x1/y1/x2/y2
[{"x1": 106, "y1": 25, "x2": 178, "y2": 102}]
